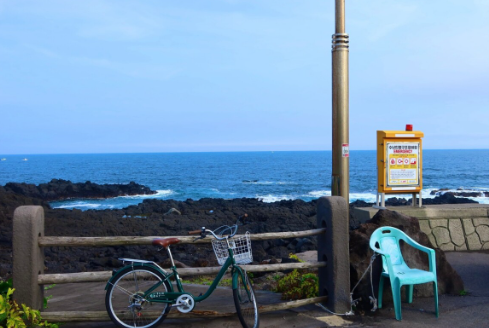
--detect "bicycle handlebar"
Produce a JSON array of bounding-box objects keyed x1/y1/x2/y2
[{"x1": 189, "y1": 214, "x2": 248, "y2": 242}]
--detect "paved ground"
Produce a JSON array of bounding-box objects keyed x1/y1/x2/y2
[
  {"x1": 43, "y1": 251, "x2": 489, "y2": 327},
  {"x1": 359, "y1": 251, "x2": 489, "y2": 328}
]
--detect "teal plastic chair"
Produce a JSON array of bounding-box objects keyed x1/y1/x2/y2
[{"x1": 369, "y1": 226, "x2": 439, "y2": 320}]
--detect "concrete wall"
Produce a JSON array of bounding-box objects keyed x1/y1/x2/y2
[{"x1": 352, "y1": 204, "x2": 489, "y2": 251}]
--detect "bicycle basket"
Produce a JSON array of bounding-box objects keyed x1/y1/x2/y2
[{"x1": 212, "y1": 232, "x2": 253, "y2": 265}]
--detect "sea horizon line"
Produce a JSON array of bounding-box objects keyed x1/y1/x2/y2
[{"x1": 1, "y1": 148, "x2": 489, "y2": 156}]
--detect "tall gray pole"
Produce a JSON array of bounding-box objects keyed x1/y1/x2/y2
[{"x1": 331, "y1": 0, "x2": 349, "y2": 206}]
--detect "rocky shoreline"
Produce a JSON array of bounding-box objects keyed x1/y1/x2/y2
[
  {"x1": 0, "y1": 181, "x2": 320, "y2": 278},
  {"x1": 430, "y1": 188, "x2": 489, "y2": 197},
  {"x1": 0, "y1": 179, "x2": 155, "y2": 201},
  {"x1": 0, "y1": 180, "x2": 468, "y2": 307}
]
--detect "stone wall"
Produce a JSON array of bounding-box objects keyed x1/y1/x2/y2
[
  {"x1": 420, "y1": 217, "x2": 489, "y2": 251},
  {"x1": 352, "y1": 204, "x2": 489, "y2": 251}
]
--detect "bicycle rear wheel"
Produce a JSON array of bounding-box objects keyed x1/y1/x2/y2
[
  {"x1": 233, "y1": 268, "x2": 259, "y2": 328},
  {"x1": 105, "y1": 266, "x2": 171, "y2": 328}
]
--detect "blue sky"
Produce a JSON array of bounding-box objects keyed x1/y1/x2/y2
[{"x1": 1, "y1": 0, "x2": 488, "y2": 154}]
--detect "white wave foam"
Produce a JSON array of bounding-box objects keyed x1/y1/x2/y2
[
  {"x1": 155, "y1": 189, "x2": 175, "y2": 197},
  {"x1": 429, "y1": 188, "x2": 488, "y2": 197},
  {"x1": 422, "y1": 189, "x2": 438, "y2": 198},
  {"x1": 55, "y1": 202, "x2": 102, "y2": 209},
  {"x1": 470, "y1": 197, "x2": 489, "y2": 204},
  {"x1": 306, "y1": 191, "x2": 438, "y2": 203},
  {"x1": 258, "y1": 191, "x2": 379, "y2": 203},
  {"x1": 307, "y1": 190, "x2": 331, "y2": 198},
  {"x1": 306, "y1": 190, "x2": 378, "y2": 202},
  {"x1": 120, "y1": 189, "x2": 174, "y2": 199},
  {"x1": 256, "y1": 194, "x2": 295, "y2": 203},
  {"x1": 350, "y1": 193, "x2": 377, "y2": 203}
]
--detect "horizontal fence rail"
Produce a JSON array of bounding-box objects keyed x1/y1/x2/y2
[
  {"x1": 41, "y1": 296, "x2": 328, "y2": 322},
  {"x1": 38, "y1": 261, "x2": 326, "y2": 284},
  {"x1": 38, "y1": 229, "x2": 326, "y2": 285},
  {"x1": 38, "y1": 228, "x2": 326, "y2": 247}
]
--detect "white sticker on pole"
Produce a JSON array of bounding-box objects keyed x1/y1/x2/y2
[{"x1": 342, "y1": 143, "x2": 349, "y2": 157}]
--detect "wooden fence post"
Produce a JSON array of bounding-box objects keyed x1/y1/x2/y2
[
  {"x1": 317, "y1": 196, "x2": 350, "y2": 313},
  {"x1": 13, "y1": 206, "x2": 45, "y2": 310}
]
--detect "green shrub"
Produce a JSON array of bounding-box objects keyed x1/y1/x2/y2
[
  {"x1": 274, "y1": 254, "x2": 318, "y2": 300},
  {"x1": 0, "y1": 280, "x2": 59, "y2": 328},
  {"x1": 275, "y1": 269, "x2": 318, "y2": 300},
  {"x1": 288, "y1": 253, "x2": 304, "y2": 263},
  {"x1": 0, "y1": 279, "x2": 12, "y2": 296},
  {"x1": 42, "y1": 285, "x2": 56, "y2": 310}
]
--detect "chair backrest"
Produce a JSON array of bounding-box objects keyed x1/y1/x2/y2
[{"x1": 369, "y1": 227, "x2": 408, "y2": 271}]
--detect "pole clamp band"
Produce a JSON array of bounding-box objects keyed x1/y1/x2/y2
[{"x1": 332, "y1": 33, "x2": 349, "y2": 50}]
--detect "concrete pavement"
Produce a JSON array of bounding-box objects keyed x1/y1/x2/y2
[
  {"x1": 43, "y1": 251, "x2": 489, "y2": 327},
  {"x1": 358, "y1": 251, "x2": 489, "y2": 328}
]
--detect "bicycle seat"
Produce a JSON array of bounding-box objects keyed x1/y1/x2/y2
[{"x1": 153, "y1": 238, "x2": 181, "y2": 248}]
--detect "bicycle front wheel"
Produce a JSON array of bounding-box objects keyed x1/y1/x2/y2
[
  {"x1": 233, "y1": 268, "x2": 259, "y2": 328},
  {"x1": 105, "y1": 266, "x2": 171, "y2": 328}
]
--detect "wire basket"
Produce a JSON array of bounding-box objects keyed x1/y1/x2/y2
[{"x1": 212, "y1": 232, "x2": 253, "y2": 265}]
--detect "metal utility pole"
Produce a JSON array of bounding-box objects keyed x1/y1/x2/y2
[{"x1": 331, "y1": 0, "x2": 349, "y2": 206}]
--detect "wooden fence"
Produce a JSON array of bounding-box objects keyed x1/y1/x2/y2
[{"x1": 12, "y1": 198, "x2": 350, "y2": 323}]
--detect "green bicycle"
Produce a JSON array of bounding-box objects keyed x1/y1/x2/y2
[{"x1": 105, "y1": 214, "x2": 259, "y2": 328}]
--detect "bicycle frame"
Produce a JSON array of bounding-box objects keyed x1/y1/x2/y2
[{"x1": 105, "y1": 245, "x2": 246, "y2": 305}]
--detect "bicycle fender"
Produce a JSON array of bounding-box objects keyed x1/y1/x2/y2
[
  {"x1": 232, "y1": 266, "x2": 243, "y2": 290},
  {"x1": 104, "y1": 263, "x2": 173, "y2": 291}
]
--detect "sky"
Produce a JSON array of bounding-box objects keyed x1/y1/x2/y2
[{"x1": 1, "y1": 0, "x2": 488, "y2": 154}]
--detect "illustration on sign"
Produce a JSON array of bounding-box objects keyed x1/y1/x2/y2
[{"x1": 386, "y1": 142, "x2": 420, "y2": 187}]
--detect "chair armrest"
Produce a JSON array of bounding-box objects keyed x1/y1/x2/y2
[
  {"x1": 403, "y1": 235, "x2": 433, "y2": 254},
  {"x1": 371, "y1": 247, "x2": 388, "y2": 256},
  {"x1": 403, "y1": 236, "x2": 437, "y2": 272}
]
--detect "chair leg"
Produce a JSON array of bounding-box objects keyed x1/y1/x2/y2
[
  {"x1": 406, "y1": 284, "x2": 413, "y2": 303},
  {"x1": 433, "y1": 281, "x2": 439, "y2": 318},
  {"x1": 378, "y1": 275, "x2": 384, "y2": 309},
  {"x1": 392, "y1": 279, "x2": 402, "y2": 320}
]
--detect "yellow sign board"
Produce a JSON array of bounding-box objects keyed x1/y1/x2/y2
[{"x1": 377, "y1": 130, "x2": 424, "y2": 196}]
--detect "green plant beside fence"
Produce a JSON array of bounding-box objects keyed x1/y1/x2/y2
[
  {"x1": 0, "y1": 279, "x2": 58, "y2": 328},
  {"x1": 274, "y1": 254, "x2": 319, "y2": 300}
]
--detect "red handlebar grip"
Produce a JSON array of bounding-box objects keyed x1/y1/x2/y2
[{"x1": 188, "y1": 230, "x2": 202, "y2": 235}]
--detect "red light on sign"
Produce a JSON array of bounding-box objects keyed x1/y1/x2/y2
[{"x1": 406, "y1": 124, "x2": 413, "y2": 131}]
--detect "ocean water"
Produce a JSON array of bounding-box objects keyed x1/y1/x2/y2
[{"x1": 1, "y1": 150, "x2": 488, "y2": 210}]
